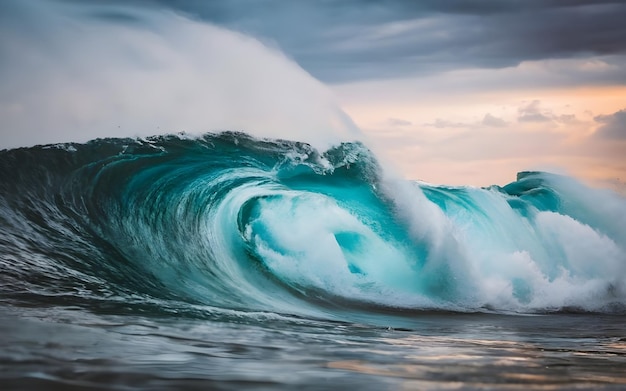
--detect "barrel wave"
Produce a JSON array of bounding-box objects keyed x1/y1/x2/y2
[{"x1": 1, "y1": 132, "x2": 625, "y2": 320}]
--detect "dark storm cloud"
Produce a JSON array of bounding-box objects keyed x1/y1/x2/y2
[
  {"x1": 594, "y1": 109, "x2": 626, "y2": 139},
  {"x1": 27, "y1": 0, "x2": 626, "y2": 83}
]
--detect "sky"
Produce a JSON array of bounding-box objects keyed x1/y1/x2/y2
[{"x1": 1, "y1": 0, "x2": 625, "y2": 188}]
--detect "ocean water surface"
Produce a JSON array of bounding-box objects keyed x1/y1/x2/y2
[{"x1": 1, "y1": 132, "x2": 625, "y2": 389}]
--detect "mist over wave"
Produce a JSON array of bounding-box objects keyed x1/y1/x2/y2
[
  {"x1": 0, "y1": 0, "x2": 359, "y2": 150},
  {"x1": 1, "y1": 133, "x2": 624, "y2": 318}
]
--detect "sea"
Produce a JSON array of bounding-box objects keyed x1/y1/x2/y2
[{"x1": 1, "y1": 132, "x2": 625, "y2": 390}]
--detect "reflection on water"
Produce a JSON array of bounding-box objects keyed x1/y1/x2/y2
[
  {"x1": 1, "y1": 307, "x2": 626, "y2": 390},
  {"x1": 329, "y1": 333, "x2": 626, "y2": 389}
]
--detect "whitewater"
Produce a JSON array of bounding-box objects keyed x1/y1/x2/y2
[{"x1": 1, "y1": 1, "x2": 626, "y2": 389}]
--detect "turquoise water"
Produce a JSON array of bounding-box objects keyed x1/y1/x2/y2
[{"x1": 1, "y1": 132, "x2": 625, "y2": 389}]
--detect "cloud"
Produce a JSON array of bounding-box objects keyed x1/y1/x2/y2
[
  {"x1": 387, "y1": 117, "x2": 412, "y2": 127},
  {"x1": 64, "y1": 0, "x2": 626, "y2": 84},
  {"x1": 517, "y1": 100, "x2": 553, "y2": 123},
  {"x1": 482, "y1": 113, "x2": 507, "y2": 127},
  {"x1": 556, "y1": 114, "x2": 580, "y2": 125},
  {"x1": 424, "y1": 119, "x2": 472, "y2": 129},
  {"x1": 422, "y1": 109, "x2": 578, "y2": 131},
  {"x1": 594, "y1": 109, "x2": 626, "y2": 139},
  {"x1": 422, "y1": 113, "x2": 508, "y2": 130},
  {"x1": 517, "y1": 100, "x2": 581, "y2": 125}
]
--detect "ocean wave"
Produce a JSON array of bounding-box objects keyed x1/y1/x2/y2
[{"x1": 1, "y1": 132, "x2": 625, "y2": 318}]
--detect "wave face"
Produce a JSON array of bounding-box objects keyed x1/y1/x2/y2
[{"x1": 1, "y1": 133, "x2": 625, "y2": 318}]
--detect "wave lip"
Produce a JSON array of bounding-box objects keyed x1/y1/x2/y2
[{"x1": 0, "y1": 133, "x2": 625, "y2": 318}]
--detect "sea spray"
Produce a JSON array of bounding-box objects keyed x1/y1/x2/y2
[{"x1": 0, "y1": 0, "x2": 359, "y2": 150}]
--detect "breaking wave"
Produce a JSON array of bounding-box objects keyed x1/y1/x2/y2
[{"x1": 1, "y1": 132, "x2": 625, "y2": 320}]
